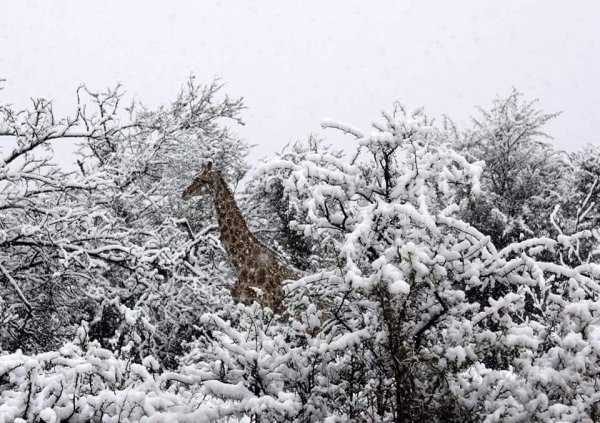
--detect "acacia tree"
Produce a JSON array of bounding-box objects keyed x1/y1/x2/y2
[
  {"x1": 187, "y1": 101, "x2": 600, "y2": 422},
  {"x1": 74, "y1": 79, "x2": 251, "y2": 367},
  {"x1": 0, "y1": 94, "x2": 143, "y2": 352},
  {"x1": 183, "y1": 103, "x2": 483, "y2": 421},
  {"x1": 0, "y1": 78, "x2": 249, "y2": 366},
  {"x1": 560, "y1": 145, "x2": 600, "y2": 232},
  {"x1": 241, "y1": 135, "x2": 340, "y2": 272},
  {"x1": 451, "y1": 90, "x2": 568, "y2": 247}
]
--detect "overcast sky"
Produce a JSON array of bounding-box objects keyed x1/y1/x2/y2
[{"x1": 1, "y1": 1, "x2": 598, "y2": 166}]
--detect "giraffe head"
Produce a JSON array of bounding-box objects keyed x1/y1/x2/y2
[{"x1": 182, "y1": 161, "x2": 214, "y2": 200}]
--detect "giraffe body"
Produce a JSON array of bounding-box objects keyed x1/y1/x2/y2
[{"x1": 182, "y1": 162, "x2": 298, "y2": 311}]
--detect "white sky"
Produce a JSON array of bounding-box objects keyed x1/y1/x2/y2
[{"x1": 1, "y1": 1, "x2": 598, "y2": 166}]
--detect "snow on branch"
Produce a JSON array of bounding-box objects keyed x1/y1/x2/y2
[{"x1": 321, "y1": 118, "x2": 365, "y2": 139}]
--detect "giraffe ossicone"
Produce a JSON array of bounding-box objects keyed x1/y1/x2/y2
[{"x1": 182, "y1": 162, "x2": 299, "y2": 312}]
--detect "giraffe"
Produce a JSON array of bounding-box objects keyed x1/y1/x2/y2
[{"x1": 182, "y1": 162, "x2": 299, "y2": 312}]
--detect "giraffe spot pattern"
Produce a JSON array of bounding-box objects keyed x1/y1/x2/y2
[{"x1": 182, "y1": 163, "x2": 299, "y2": 312}]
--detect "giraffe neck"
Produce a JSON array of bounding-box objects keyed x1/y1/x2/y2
[{"x1": 209, "y1": 172, "x2": 263, "y2": 270}]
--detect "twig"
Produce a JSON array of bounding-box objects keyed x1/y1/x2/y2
[{"x1": 0, "y1": 262, "x2": 33, "y2": 313}]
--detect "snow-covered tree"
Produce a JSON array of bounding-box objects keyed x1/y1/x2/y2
[
  {"x1": 192, "y1": 101, "x2": 600, "y2": 422},
  {"x1": 451, "y1": 90, "x2": 568, "y2": 247},
  {"x1": 0, "y1": 78, "x2": 249, "y2": 368},
  {"x1": 73, "y1": 78, "x2": 250, "y2": 367},
  {"x1": 562, "y1": 144, "x2": 600, "y2": 232},
  {"x1": 183, "y1": 102, "x2": 482, "y2": 421},
  {"x1": 241, "y1": 135, "x2": 340, "y2": 272},
  {"x1": 0, "y1": 94, "x2": 145, "y2": 353}
]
